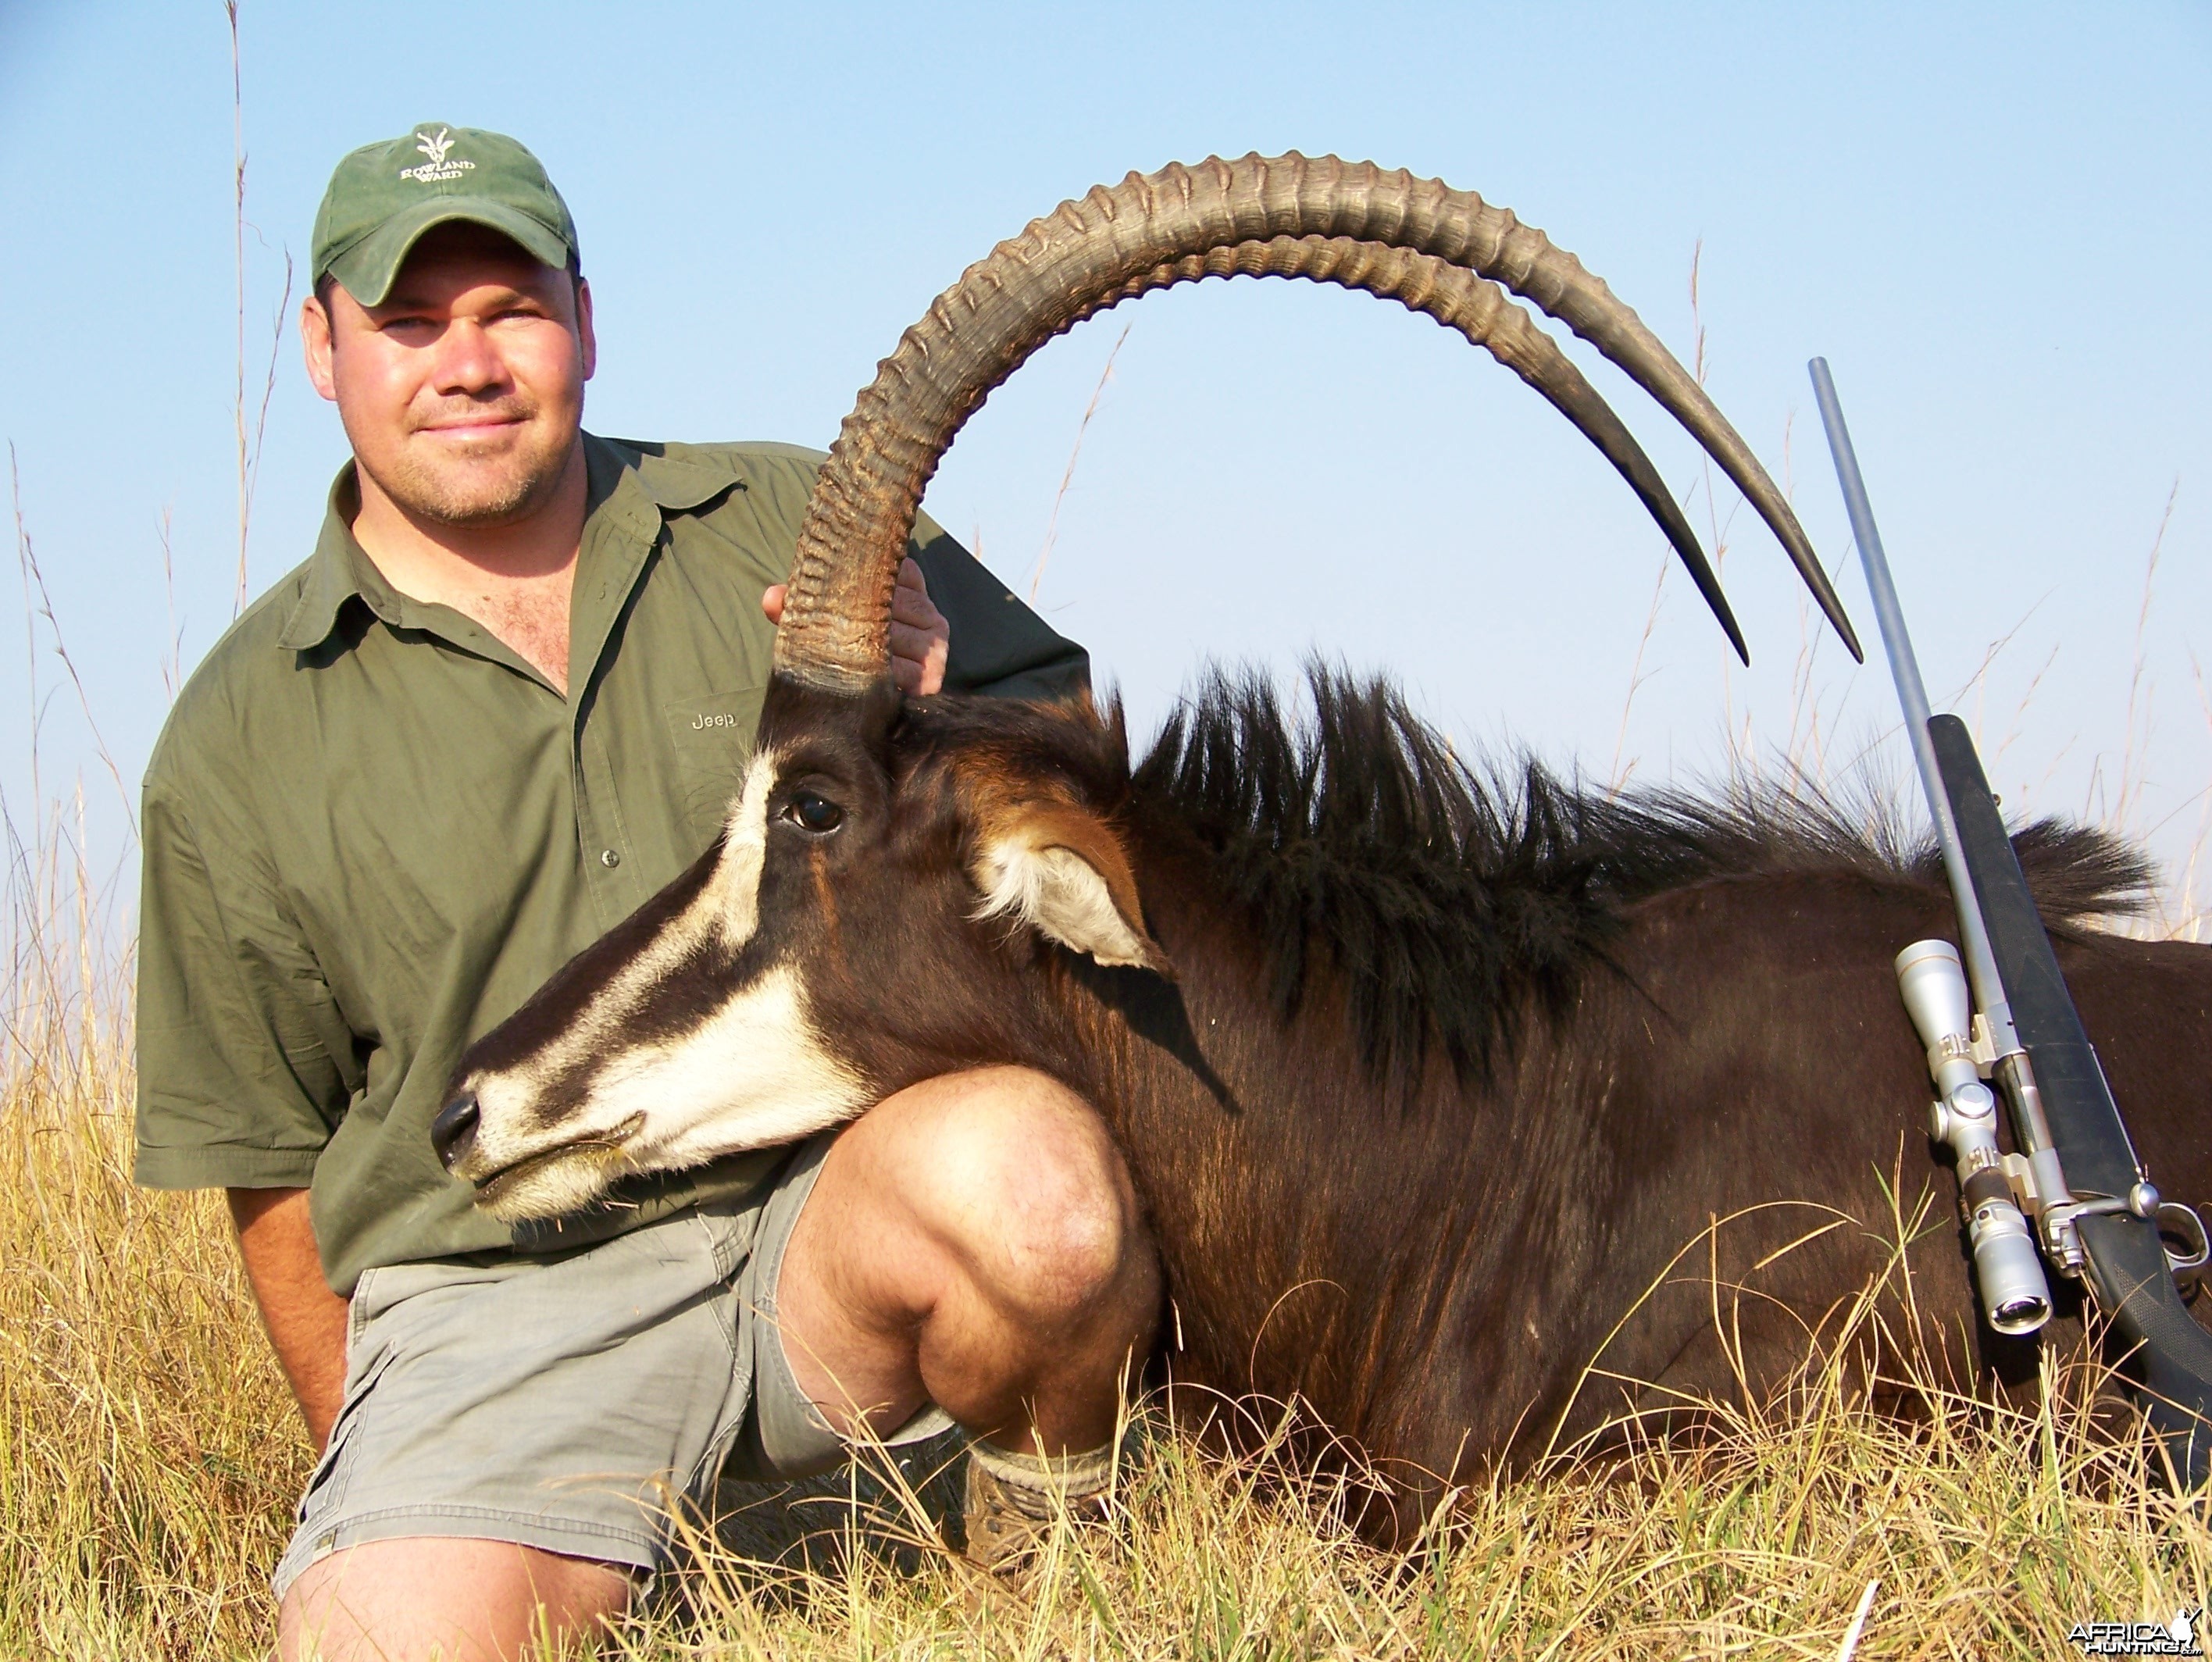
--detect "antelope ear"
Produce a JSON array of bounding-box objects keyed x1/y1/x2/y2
[{"x1": 972, "y1": 808, "x2": 1172, "y2": 975}]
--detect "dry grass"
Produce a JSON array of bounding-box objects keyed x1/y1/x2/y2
[
  {"x1": 0, "y1": 946, "x2": 303, "y2": 1655},
  {"x1": 665, "y1": 1366, "x2": 2212, "y2": 1662},
  {"x1": 3, "y1": 952, "x2": 2208, "y2": 1658}
]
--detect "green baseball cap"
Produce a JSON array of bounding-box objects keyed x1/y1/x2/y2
[{"x1": 311, "y1": 123, "x2": 580, "y2": 306}]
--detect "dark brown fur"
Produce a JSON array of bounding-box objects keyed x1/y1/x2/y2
[{"x1": 462, "y1": 665, "x2": 2212, "y2": 1540}]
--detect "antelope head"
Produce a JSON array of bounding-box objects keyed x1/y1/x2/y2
[{"x1": 434, "y1": 153, "x2": 1855, "y2": 1222}]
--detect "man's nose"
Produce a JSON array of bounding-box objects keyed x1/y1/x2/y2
[
  {"x1": 428, "y1": 322, "x2": 507, "y2": 397},
  {"x1": 430, "y1": 1093, "x2": 480, "y2": 1170}
]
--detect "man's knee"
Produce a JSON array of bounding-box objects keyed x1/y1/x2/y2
[
  {"x1": 278, "y1": 1536, "x2": 630, "y2": 1661},
  {"x1": 877, "y1": 1067, "x2": 1147, "y2": 1329}
]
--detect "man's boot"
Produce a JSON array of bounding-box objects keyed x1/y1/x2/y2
[{"x1": 962, "y1": 1439, "x2": 1116, "y2": 1574}]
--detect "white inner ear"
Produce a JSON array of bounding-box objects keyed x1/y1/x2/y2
[{"x1": 976, "y1": 839, "x2": 1153, "y2": 968}]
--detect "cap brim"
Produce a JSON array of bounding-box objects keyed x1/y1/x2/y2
[{"x1": 324, "y1": 198, "x2": 573, "y2": 307}]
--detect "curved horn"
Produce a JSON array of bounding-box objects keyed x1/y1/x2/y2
[
  {"x1": 776, "y1": 153, "x2": 1853, "y2": 691},
  {"x1": 1071, "y1": 236, "x2": 1747, "y2": 664}
]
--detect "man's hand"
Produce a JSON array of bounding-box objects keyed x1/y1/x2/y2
[
  {"x1": 762, "y1": 555, "x2": 950, "y2": 696},
  {"x1": 228, "y1": 1187, "x2": 351, "y2": 1452}
]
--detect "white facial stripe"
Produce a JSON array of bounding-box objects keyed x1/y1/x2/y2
[
  {"x1": 594, "y1": 965, "x2": 871, "y2": 1164},
  {"x1": 459, "y1": 749, "x2": 879, "y2": 1221},
  {"x1": 468, "y1": 749, "x2": 784, "y2": 1115},
  {"x1": 473, "y1": 965, "x2": 871, "y2": 1220},
  {"x1": 705, "y1": 750, "x2": 778, "y2": 947}
]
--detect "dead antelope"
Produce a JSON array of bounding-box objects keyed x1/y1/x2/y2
[{"x1": 436, "y1": 155, "x2": 2212, "y2": 1537}]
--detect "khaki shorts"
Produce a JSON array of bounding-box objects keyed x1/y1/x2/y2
[{"x1": 271, "y1": 1135, "x2": 954, "y2": 1600}]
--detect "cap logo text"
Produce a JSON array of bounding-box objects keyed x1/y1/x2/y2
[{"x1": 399, "y1": 128, "x2": 476, "y2": 184}]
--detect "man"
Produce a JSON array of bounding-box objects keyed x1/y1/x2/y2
[{"x1": 135, "y1": 124, "x2": 1158, "y2": 1661}]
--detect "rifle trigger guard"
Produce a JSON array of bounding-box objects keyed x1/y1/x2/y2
[{"x1": 2158, "y1": 1201, "x2": 2211, "y2": 1283}]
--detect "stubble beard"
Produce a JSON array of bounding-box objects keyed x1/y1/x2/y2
[{"x1": 378, "y1": 409, "x2": 579, "y2": 530}]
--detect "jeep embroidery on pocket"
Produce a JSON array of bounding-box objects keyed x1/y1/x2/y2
[{"x1": 666, "y1": 688, "x2": 766, "y2": 850}]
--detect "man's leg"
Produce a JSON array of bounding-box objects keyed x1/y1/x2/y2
[
  {"x1": 278, "y1": 1539, "x2": 628, "y2": 1662},
  {"x1": 774, "y1": 1066, "x2": 1159, "y2": 1459},
  {"x1": 276, "y1": 1069, "x2": 1154, "y2": 1657},
  {"x1": 266, "y1": 1193, "x2": 776, "y2": 1662}
]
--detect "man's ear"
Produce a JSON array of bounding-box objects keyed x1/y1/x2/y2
[
  {"x1": 971, "y1": 804, "x2": 1172, "y2": 975},
  {"x1": 301, "y1": 295, "x2": 337, "y2": 402},
  {"x1": 574, "y1": 276, "x2": 597, "y2": 382}
]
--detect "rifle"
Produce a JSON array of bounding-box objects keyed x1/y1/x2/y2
[{"x1": 1809, "y1": 358, "x2": 2212, "y2": 1485}]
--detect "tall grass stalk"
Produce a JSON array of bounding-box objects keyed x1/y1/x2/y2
[
  {"x1": 1028, "y1": 323, "x2": 1133, "y2": 608},
  {"x1": 226, "y1": 0, "x2": 291, "y2": 622}
]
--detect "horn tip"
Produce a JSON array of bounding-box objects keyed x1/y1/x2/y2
[{"x1": 1816, "y1": 589, "x2": 1865, "y2": 661}]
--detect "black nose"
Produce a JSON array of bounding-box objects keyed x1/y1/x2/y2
[{"x1": 430, "y1": 1093, "x2": 480, "y2": 1169}]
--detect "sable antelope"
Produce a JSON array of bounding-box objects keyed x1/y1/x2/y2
[{"x1": 433, "y1": 156, "x2": 2212, "y2": 1535}]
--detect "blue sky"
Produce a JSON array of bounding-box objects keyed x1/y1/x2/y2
[{"x1": 2, "y1": 2, "x2": 2207, "y2": 919}]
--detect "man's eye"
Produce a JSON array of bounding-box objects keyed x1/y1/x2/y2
[{"x1": 782, "y1": 794, "x2": 845, "y2": 834}]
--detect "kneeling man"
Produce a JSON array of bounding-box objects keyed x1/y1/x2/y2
[{"x1": 134, "y1": 123, "x2": 1158, "y2": 1662}]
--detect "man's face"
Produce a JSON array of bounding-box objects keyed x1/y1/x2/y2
[{"x1": 301, "y1": 222, "x2": 597, "y2": 527}]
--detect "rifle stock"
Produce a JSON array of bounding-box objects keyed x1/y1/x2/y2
[{"x1": 1929, "y1": 714, "x2": 2212, "y2": 1484}]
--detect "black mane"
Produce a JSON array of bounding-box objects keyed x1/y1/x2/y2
[{"x1": 1132, "y1": 666, "x2": 2151, "y2": 1092}]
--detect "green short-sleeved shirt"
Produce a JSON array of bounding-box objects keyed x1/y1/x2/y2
[{"x1": 135, "y1": 433, "x2": 1086, "y2": 1293}]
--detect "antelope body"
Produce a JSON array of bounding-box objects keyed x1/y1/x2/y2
[{"x1": 433, "y1": 156, "x2": 2212, "y2": 1534}]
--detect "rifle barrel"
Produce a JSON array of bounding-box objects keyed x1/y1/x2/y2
[{"x1": 1807, "y1": 359, "x2": 2015, "y2": 1047}]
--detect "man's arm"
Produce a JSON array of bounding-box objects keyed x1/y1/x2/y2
[
  {"x1": 140, "y1": 772, "x2": 354, "y2": 1450},
  {"x1": 227, "y1": 1186, "x2": 350, "y2": 1452}
]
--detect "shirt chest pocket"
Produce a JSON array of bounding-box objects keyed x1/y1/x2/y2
[{"x1": 665, "y1": 685, "x2": 766, "y2": 851}]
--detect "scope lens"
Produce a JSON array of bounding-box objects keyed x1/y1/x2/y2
[{"x1": 1991, "y1": 1294, "x2": 2051, "y2": 1335}]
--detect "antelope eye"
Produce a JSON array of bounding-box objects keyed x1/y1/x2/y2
[{"x1": 783, "y1": 793, "x2": 845, "y2": 834}]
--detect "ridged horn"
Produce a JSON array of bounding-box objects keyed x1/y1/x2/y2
[
  {"x1": 774, "y1": 153, "x2": 1854, "y2": 691},
  {"x1": 1073, "y1": 236, "x2": 1748, "y2": 663}
]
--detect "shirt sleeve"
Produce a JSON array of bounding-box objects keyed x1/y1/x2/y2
[
  {"x1": 911, "y1": 517, "x2": 1092, "y2": 702},
  {"x1": 134, "y1": 776, "x2": 351, "y2": 1191}
]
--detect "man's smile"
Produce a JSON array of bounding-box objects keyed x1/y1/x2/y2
[{"x1": 416, "y1": 414, "x2": 528, "y2": 440}]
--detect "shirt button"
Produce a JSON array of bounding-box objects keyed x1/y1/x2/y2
[{"x1": 600, "y1": 849, "x2": 622, "y2": 868}]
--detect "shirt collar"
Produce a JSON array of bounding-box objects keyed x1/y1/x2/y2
[
  {"x1": 276, "y1": 465, "x2": 393, "y2": 651},
  {"x1": 275, "y1": 433, "x2": 741, "y2": 654},
  {"x1": 621, "y1": 439, "x2": 748, "y2": 512}
]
